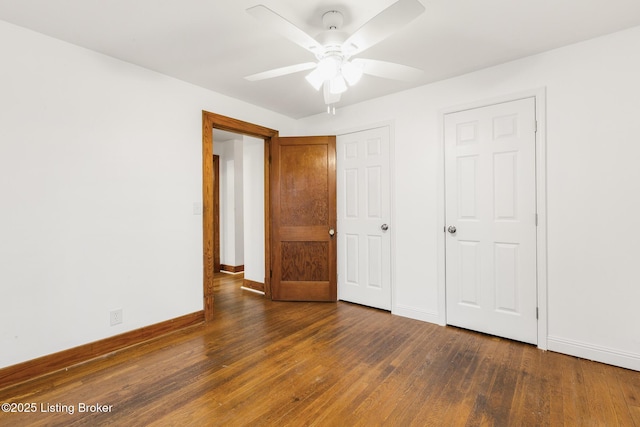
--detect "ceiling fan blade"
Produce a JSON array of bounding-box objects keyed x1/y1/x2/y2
[
  {"x1": 245, "y1": 62, "x2": 317, "y2": 81},
  {"x1": 344, "y1": 0, "x2": 425, "y2": 56},
  {"x1": 247, "y1": 5, "x2": 323, "y2": 54},
  {"x1": 353, "y1": 58, "x2": 423, "y2": 81}
]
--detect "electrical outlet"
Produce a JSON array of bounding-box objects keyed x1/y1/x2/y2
[{"x1": 110, "y1": 309, "x2": 123, "y2": 326}]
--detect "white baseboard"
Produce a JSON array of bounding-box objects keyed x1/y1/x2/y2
[
  {"x1": 240, "y1": 286, "x2": 265, "y2": 295},
  {"x1": 547, "y1": 335, "x2": 640, "y2": 371}
]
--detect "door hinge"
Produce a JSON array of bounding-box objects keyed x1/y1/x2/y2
[
  {"x1": 270, "y1": 269, "x2": 273, "y2": 278},
  {"x1": 534, "y1": 120, "x2": 538, "y2": 133},
  {"x1": 536, "y1": 307, "x2": 539, "y2": 319}
]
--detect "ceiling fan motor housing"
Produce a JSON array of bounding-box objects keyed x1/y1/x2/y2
[{"x1": 317, "y1": 10, "x2": 350, "y2": 59}]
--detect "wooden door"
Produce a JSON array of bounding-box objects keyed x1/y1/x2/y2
[
  {"x1": 271, "y1": 135, "x2": 337, "y2": 301},
  {"x1": 445, "y1": 97, "x2": 538, "y2": 344},
  {"x1": 337, "y1": 127, "x2": 392, "y2": 310}
]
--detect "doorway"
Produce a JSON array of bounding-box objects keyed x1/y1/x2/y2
[
  {"x1": 212, "y1": 133, "x2": 261, "y2": 278},
  {"x1": 202, "y1": 112, "x2": 338, "y2": 318},
  {"x1": 202, "y1": 112, "x2": 277, "y2": 321}
]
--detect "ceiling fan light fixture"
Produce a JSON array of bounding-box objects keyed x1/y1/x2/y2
[
  {"x1": 305, "y1": 56, "x2": 341, "y2": 91},
  {"x1": 323, "y1": 83, "x2": 341, "y2": 105},
  {"x1": 318, "y1": 56, "x2": 340, "y2": 80},
  {"x1": 341, "y1": 60, "x2": 364, "y2": 86},
  {"x1": 305, "y1": 68, "x2": 325, "y2": 91},
  {"x1": 329, "y1": 75, "x2": 348, "y2": 95}
]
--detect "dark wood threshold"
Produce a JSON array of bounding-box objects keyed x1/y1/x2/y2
[
  {"x1": 221, "y1": 264, "x2": 244, "y2": 273},
  {"x1": 0, "y1": 310, "x2": 204, "y2": 389},
  {"x1": 242, "y1": 278, "x2": 265, "y2": 293}
]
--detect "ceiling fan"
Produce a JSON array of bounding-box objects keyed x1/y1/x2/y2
[{"x1": 245, "y1": 0, "x2": 426, "y2": 113}]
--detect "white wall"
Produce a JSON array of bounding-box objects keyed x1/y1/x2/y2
[
  {"x1": 213, "y1": 139, "x2": 245, "y2": 267},
  {"x1": 297, "y1": 26, "x2": 640, "y2": 370},
  {"x1": 233, "y1": 140, "x2": 245, "y2": 266},
  {"x1": 243, "y1": 136, "x2": 266, "y2": 285},
  {"x1": 214, "y1": 136, "x2": 263, "y2": 279},
  {"x1": 0, "y1": 20, "x2": 297, "y2": 368}
]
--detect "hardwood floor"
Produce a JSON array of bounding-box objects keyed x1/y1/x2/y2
[{"x1": 1, "y1": 273, "x2": 639, "y2": 426}]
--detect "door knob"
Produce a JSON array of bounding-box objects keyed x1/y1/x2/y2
[
  {"x1": 447, "y1": 226, "x2": 457, "y2": 234},
  {"x1": 329, "y1": 228, "x2": 335, "y2": 237},
  {"x1": 381, "y1": 224, "x2": 389, "y2": 231}
]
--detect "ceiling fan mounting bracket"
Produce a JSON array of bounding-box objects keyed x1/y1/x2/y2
[{"x1": 322, "y1": 10, "x2": 343, "y2": 30}]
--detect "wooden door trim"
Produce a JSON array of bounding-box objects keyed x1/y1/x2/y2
[{"x1": 202, "y1": 111, "x2": 277, "y2": 321}]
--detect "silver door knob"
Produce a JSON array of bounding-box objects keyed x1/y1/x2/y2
[
  {"x1": 381, "y1": 224, "x2": 389, "y2": 231},
  {"x1": 329, "y1": 228, "x2": 335, "y2": 237},
  {"x1": 447, "y1": 226, "x2": 457, "y2": 234}
]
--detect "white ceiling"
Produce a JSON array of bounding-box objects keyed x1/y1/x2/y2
[{"x1": 1, "y1": 0, "x2": 640, "y2": 119}]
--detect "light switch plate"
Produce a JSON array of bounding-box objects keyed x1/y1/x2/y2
[{"x1": 193, "y1": 202, "x2": 203, "y2": 215}]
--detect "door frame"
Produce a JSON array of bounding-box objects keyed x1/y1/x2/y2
[
  {"x1": 437, "y1": 88, "x2": 548, "y2": 349},
  {"x1": 202, "y1": 111, "x2": 277, "y2": 321}
]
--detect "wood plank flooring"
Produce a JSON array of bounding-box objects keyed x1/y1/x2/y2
[{"x1": 1, "y1": 273, "x2": 639, "y2": 426}]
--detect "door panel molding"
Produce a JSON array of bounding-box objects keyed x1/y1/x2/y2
[{"x1": 437, "y1": 88, "x2": 548, "y2": 349}]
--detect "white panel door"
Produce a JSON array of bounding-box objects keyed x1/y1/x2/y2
[
  {"x1": 337, "y1": 127, "x2": 391, "y2": 310},
  {"x1": 445, "y1": 98, "x2": 537, "y2": 344}
]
